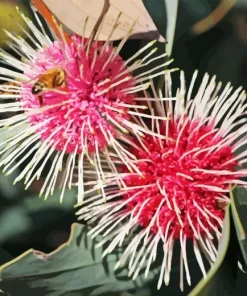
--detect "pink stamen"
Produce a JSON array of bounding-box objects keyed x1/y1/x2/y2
[
  {"x1": 121, "y1": 117, "x2": 238, "y2": 239},
  {"x1": 21, "y1": 36, "x2": 136, "y2": 154}
]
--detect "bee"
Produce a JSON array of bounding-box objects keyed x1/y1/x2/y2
[{"x1": 31, "y1": 67, "x2": 66, "y2": 106}]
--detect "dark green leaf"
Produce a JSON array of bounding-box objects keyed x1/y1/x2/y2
[
  {"x1": 23, "y1": 188, "x2": 76, "y2": 213},
  {"x1": 0, "y1": 170, "x2": 24, "y2": 200},
  {"x1": 0, "y1": 249, "x2": 12, "y2": 266},
  {"x1": 234, "y1": 186, "x2": 247, "y2": 206},
  {"x1": 142, "y1": 0, "x2": 178, "y2": 55},
  {"x1": 232, "y1": 187, "x2": 247, "y2": 269},
  {"x1": 0, "y1": 250, "x2": 12, "y2": 295},
  {"x1": 236, "y1": 0, "x2": 247, "y2": 9},
  {"x1": 0, "y1": 223, "x2": 159, "y2": 296},
  {"x1": 164, "y1": 0, "x2": 178, "y2": 55},
  {"x1": 180, "y1": 0, "x2": 219, "y2": 22},
  {"x1": 118, "y1": 289, "x2": 151, "y2": 296},
  {"x1": 0, "y1": 206, "x2": 32, "y2": 244}
]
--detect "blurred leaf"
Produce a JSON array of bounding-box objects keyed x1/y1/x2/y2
[
  {"x1": 0, "y1": 248, "x2": 31, "y2": 296},
  {"x1": 191, "y1": 0, "x2": 235, "y2": 35},
  {"x1": 23, "y1": 188, "x2": 76, "y2": 233},
  {"x1": 232, "y1": 187, "x2": 247, "y2": 270},
  {"x1": 0, "y1": 248, "x2": 12, "y2": 266},
  {"x1": 180, "y1": 0, "x2": 219, "y2": 22},
  {"x1": 174, "y1": 0, "x2": 220, "y2": 39},
  {"x1": 164, "y1": 0, "x2": 178, "y2": 55},
  {"x1": 142, "y1": 0, "x2": 166, "y2": 39},
  {"x1": 0, "y1": 247, "x2": 13, "y2": 295},
  {"x1": 0, "y1": 123, "x2": 30, "y2": 145},
  {"x1": 142, "y1": 0, "x2": 178, "y2": 91},
  {"x1": 142, "y1": 0, "x2": 178, "y2": 55},
  {"x1": 23, "y1": 188, "x2": 76, "y2": 212},
  {"x1": 0, "y1": 189, "x2": 76, "y2": 244},
  {"x1": 0, "y1": 170, "x2": 24, "y2": 200},
  {"x1": 0, "y1": 206, "x2": 32, "y2": 244},
  {"x1": 189, "y1": 203, "x2": 231, "y2": 296},
  {"x1": 234, "y1": 186, "x2": 247, "y2": 206},
  {"x1": 119, "y1": 289, "x2": 151, "y2": 296},
  {"x1": 0, "y1": 223, "x2": 159, "y2": 296},
  {"x1": 0, "y1": 1, "x2": 30, "y2": 47},
  {"x1": 236, "y1": 0, "x2": 247, "y2": 9},
  {"x1": 0, "y1": 124, "x2": 30, "y2": 199}
]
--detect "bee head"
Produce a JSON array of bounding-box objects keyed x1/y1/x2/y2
[{"x1": 32, "y1": 84, "x2": 43, "y2": 95}]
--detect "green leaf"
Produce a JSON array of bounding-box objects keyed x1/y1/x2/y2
[
  {"x1": 231, "y1": 187, "x2": 247, "y2": 269},
  {"x1": 0, "y1": 223, "x2": 159, "y2": 296},
  {"x1": 164, "y1": 0, "x2": 178, "y2": 55},
  {"x1": 119, "y1": 289, "x2": 151, "y2": 296},
  {"x1": 0, "y1": 250, "x2": 12, "y2": 295},
  {"x1": 0, "y1": 248, "x2": 31, "y2": 296},
  {"x1": 142, "y1": 0, "x2": 178, "y2": 55},
  {"x1": 234, "y1": 186, "x2": 247, "y2": 206},
  {"x1": 142, "y1": 0, "x2": 178, "y2": 91},
  {"x1": 188, "y1": 203, "x2": 231, "y2": 296}
]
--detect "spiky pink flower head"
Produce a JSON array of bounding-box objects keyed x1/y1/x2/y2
[
  {"x1": 77, "y1": 70, "x2": 247, "y2": 290},
  {"x1": 0, "y1": 6, "x2": 173, "y2": 203}
]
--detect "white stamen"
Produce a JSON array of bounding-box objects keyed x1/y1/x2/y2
[{"x1": 193, "y1": 239, "x2": 207, "y2": 279}]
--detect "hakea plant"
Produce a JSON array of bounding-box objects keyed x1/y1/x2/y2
[
  {"x1": 76, "y1": 70, "x2": 247, "y2": 290},
  {"x1": 0, "y1": 5, "x2": 174, "y2": 203}
]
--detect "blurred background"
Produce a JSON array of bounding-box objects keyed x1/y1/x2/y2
[
  {"x1": 173, "y1": 0, "x2": 247, "y2": 88},
  {"x1": 0, "y1": 0, "x2": 247, "y2": 295}
]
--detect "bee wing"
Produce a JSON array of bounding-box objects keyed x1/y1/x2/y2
[{"x1": 36, "y1": 0, "x2": 165, "y2": 42}]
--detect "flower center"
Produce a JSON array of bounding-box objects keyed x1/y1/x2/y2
[
  {"x1": 21, "y1": 36, "x2": 136, "y2": 154},
  {"x1": 123, "y1": 117, "x2": 238, "y2": 238}
]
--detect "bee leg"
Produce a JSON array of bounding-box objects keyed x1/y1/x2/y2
[{"x1": 38, "y1": 95, "x2": 43, "y2": 106}]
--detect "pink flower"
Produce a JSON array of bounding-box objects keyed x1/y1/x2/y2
[
  {"x1": 0, "y1": 6, "x2": 173, "y2": 203},
  {"x1": 77, "y1": 71, "x2": 247, "y2": 290}
]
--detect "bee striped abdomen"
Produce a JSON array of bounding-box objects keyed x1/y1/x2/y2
[{"x1": 30, "y1": 68, "x2": 66, "y2": 105}]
